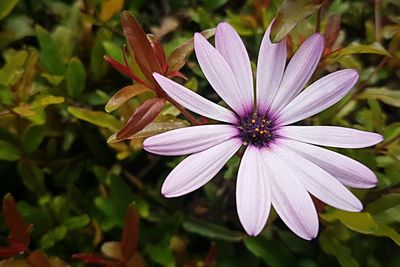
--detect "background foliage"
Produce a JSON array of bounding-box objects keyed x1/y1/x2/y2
[{"x1": 0, "y1": 0, "x2": 400, "y2": 266}]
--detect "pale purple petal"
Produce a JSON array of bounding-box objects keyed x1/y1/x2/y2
[
  {"x1": 275, "y1": 143, "x2": 363, "y2": 212},
  {"x1": 278, "y1": 126, "x2": 383, "y2": 148},
  {"x1": 194, "y1": 33, "x2": 251, "y2": 116},
  {"x1": 161, "y1": 138, "x2": 242, "y2": 197},
  {"x1": 236, "y1": 145, "x2": 271, "y2": 236},
  {"x1": 277, "y1": 69, "x2": 359, "y2": 126},
  {"x1": 215, "y1": 22, "x2": 254, "y2": 112},
  {"x1": 153, "y1": 73, "x2": 237, "y2": 123},
  {"x1": 269, "y1": 34, "x2": 324, "y2": 113},
  {"x1": 144, "y1": 125, "x2": 239, "y2": 156},
  {"x1": 256, "y1": 21, "x2": 287, "y2": 114},
  {"x1": 264, "y1": 145, "x2": 318, "y2": 240},
  {"x1": 279, "y1": 138, "x2": 377, "y2": 188}
]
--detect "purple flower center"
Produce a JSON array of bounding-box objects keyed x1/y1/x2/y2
[{"x1": 238, "y1": 113, "x2": 275, "y2": 147}]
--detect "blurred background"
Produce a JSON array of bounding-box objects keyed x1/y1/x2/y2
[{"x1": 0, "y1": 0, "x2": 400, "y2": 266}]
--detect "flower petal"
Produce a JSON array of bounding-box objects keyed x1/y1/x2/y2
[
  {"x1": 144, "y1": 124, "x2": 239, "y2": 156},
  {"x1": 276, "y1": 143, "x2": 363, "y2": 212},
  {"x1": 279, "y1": 138, "x2": 377, "y2": 188},
  {"x1": 264, "y1": 145, "x2": 319, "y2": 240},
  {"x1": 153, "y1": 73, "x2": 237, "y2": 123},
  {"x1": 256, "y1": 22, "x2": 287, "y2": 115},
  {"x1": 269, "y1": 34, "x2": 324, "y2": 114},
  {"x1": 236, "y1": 145, "x2": 271, "y2": 236},
  {"x1": 194, "y1": 33, "x2": 251, "y2": 116},
  {"x1": 161, "y1": 138, "x2": 242, "y2": 197},
  {"x1": 277, "y1": 69, "x2": 359, "y2": 126},
  {"x1": 215, "y1": 22, "x2": 254, "y2": 112},
  {"x1": 278, "y1": 126, "x2": 383, "y2": 148}
]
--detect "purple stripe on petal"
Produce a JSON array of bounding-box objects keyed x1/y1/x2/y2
[
  {"x1": 216, "y1": 22, "x2": 254, "y2": 112},
  {"x1": 277, "y1": 69, "x2": 359, "y2": 126},
  {"x1": 276, "y1": 144, "x2": 363, "y2": 212},
  {"x1": 143, "y1": 124, "x2": 239, "y2": 156},
  {"x1": 194, "y1": 33, "x2": 251, "y2": 116},
  {"x1": 161, "y1": 138, "x2": 242, "y2": 197},
  {"x1": 279, "y1": 138, "x2": 377, "y2": 188},
  {"x1": 269, "y1": 33, "x2": 324, "y2": 114},
  {"x1": 256, "y1": 21, "x2": 287, "y2": 115},
  {"x1": 236, "y1": 145, "x2": 271, "y2": 236},
  {"x1": 278, "y1": 126, "x2": 383, "y2": 148},
  {"x1": 264, "y1": 144, "x2": 319, "y2": 240},
  {"x1": 153, "y1": 73, "x2": 238, "y2": 123}
]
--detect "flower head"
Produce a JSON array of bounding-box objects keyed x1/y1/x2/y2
[{"x1": 143, "y1": 22, "x2": 383, "y2": 239}]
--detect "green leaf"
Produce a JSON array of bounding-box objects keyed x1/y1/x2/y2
[
  {"x1": 22, "y1": 125, "x2": 44, "y2": 154},
  {"x1": 244, "y1": 236, "x2": 296, "y2": 267},
  {"x1": 35, "y1": 25, "x2": 66, "y2": 75},
  {"x1": 31, "y1": 95, "x2": 65, "y2": 108},
  {"x1": 326, "y1": 42, "x2": 390, "y2": 63},
  {"x1": 68, "y1": 106, "x2": 123, "y2": 131},
  {"x1": 202, "y1": 0, "x2": 228, "y2": 11},
  {"x1": 182, "y1": 218, "x2": 243, "y2": 242},
  {"x1": 63, "y1": 215, "x2": 90, "y2": 230},
  {"x1": 0, "y1": 49, "x2": 28, "y2": 86},
  {"x1": 0, "y1": 140, "x2": 21, "y2": 161},
  {"x1": 0, "y1": 0, "x2": 20, "y2": 21},
  {"x1": 359, "y1": 87, "x2": 400, "y2": 108},
  {"x1": 39, "y1": 225, "x2": 68, "y2": 250},
  {"x1": 366, "y1": 193, "x2": 400, "y2": 214},
  {"x1": 270, "y1": 0, "x2": 323, "y2": 42},
  {"x1": 146, "y1": 244, "x2": 175, "y2": 266},
  {"x1": 66, "y1": 57, "x2": 86, "y2": 98},
  {"x1": 91, "y1": 28, "x2": 111, "y2": 80},
  {"x1": 17, "y1": 159, "x2": 46, "y2": 194}
]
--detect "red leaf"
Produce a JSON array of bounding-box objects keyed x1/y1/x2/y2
[
  {"x1": 72, "y1": 253, "x2": 117, "y2": 266},
  {"x1": 204, "y1": 243, "x2": 217, "y2": 267},
  {"x1": 103, "y1": 55, "x2": 145, "y2": 85},
  {"x1": 121, "y1": 205, "x2": 140, "y2": 260},
  {"x1": 2, "y1": 194, "x2": 31, "y2": 248},
  {"x1": 121, "y1": 11, "x2": 161, "y2": 82},
  {"x1": 26, "y1": 251, "x2": 52, "y2": 267},
  {"x1": 0, "y1": 243, "x2": 27, "y2": 258},
  {"x1": 116, "y1": 97, "x2": 166, "y2": 140},
  {"x1": 147, "y1": 34, "x2": 168, "y2": 74},
  {"x1": 324, "y1": 14, "x2": 341, "y2": 50}
]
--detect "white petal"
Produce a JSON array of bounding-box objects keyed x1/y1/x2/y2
[
  {"x1": 278, "y1": 126, "x2": 383, "y2": 148},
  {"x1": 264, "y1": 145, "x2": 319, "y2": 240},
  {"x1": 275, "y1": 143, "x2": 363, "y2": 212},
  {"x1": 279, "y1": 138, "x2": 377, "y2": 188},
  {"x1": 144, "y1": 125, "x2": 239, "y2": 156},
  {"x1": 161, "y1": 138, "x2": 242, "y2": 197},
  {"x1": 269, "y1": 34, "x2": 324, "y2": 114},
  {"x1": 195, "y1": 33, "x2": 252, "y2": 116},
  {"x1": 277, "y1": 69, "x2": 358, "y2": 126},
  {"x1": 236, "y1": 145, "x2": 271, "y2": 236},
  {"x1": 216, "y1": 22, "x2": 254, "y2": 112},
  {"x1": 256, "y1": 21, "x2": 287, "y2": 115},
  {"x1": 154, "y1": 73, "x2": 238, "y2": 123}
]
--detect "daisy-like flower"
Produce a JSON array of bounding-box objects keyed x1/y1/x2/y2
[{"x1": 143, "y1": 22, "x2": 383, "y2": 239}]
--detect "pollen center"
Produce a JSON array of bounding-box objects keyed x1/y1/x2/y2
[{"x1": 238, "y1": 113, "x2": 274, "y2": 147}]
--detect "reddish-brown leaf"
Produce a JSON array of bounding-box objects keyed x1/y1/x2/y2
[
  {"x1": 167, "y1": 28, "x2": 215, "y2": 72},
  {"x1": 324, "y1": 14, "x2": 341, "y2": 49},
  {"x1": 105, "y1": 84, "x2": 152, "y2": 113},
  {"x1": 204, "y1": 243, "x2": 217, "y2": 267},
  {"x1": 0, "y1": 243, "x2": 27, "y2": 258},
  {"x1": 26, "y1": 251, "x2": 52, "y2": 267},
  {"x1": 124, "y1": 253, "x2": 146, "y2": 267},
  {"x1": 103, "y1": 55, "x2": 145, "y2": 85},
  {"x1": 2, "y1": 194, "x2": 31, "y2": 248},
  {"x1": 147, "y1": 34, "x2": 168, "y2": 74},
  {"x1": 121, "y1": 205, "x2": 140, "y2": 260},
  {"x1": 121, "y1": 11, "x2": 161, "y2": 82},
  {"x1": 72, "y1": 253, "x2": 117, "y2": 266},
  {"x1": 116, "y1": 97, "x2": 166, "y2": 140}
]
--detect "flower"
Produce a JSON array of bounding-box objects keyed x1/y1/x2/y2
[{"x1": 143, "y1": 22, "x2": 383, "y2": 239}]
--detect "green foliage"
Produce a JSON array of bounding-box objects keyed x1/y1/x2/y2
[{"x1": 0, "y1": 0, "x2": 400, "y2": 266}]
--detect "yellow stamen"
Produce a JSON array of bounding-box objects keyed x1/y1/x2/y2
[
  {"x1": 255, "y1": 128, "x2": 259, "y2": 132},
  {"x1": 251, "y1": 119, "x2": 256, "y2": 124}
]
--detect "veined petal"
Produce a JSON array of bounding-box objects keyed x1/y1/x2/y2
[
  {"x1": 236, "y1": 145, "x2": 271, "y2": 236},
  {"x1": 280, "y1": 138, "x2": 377, "y2": 188},
  {"x1": 256, "y1": 21, "x2": 287, "y2": 115},
  {"x1": 269, "y1": 34, "x2": 324, "y2": 113},
  {"x1": 144, "y1": 124, "x2": 239, "y2": 156},
  {"x1": 153, "y1": 73, "x2": 238, "y2": 123},
  {"x1": 278, "y1": 126, "x2": 383, "y2": 148},
  {"x1": 195, "y1": 33, "x2": 251, "y2": 116},
  {"x1": 264, "y1": 145, "x2": 319, "y2": 240},
  {"x1": 161, "y1": 138, "x2": 242, "y2": 197},
  {"x1": 276, "y1": 143, "x2": 363, "y2": 212},
  {"x1": 277, "y1": 69, "x2": 359, "y2": 126},
  {"x1": 216, "y1": 22, "x2": 254, "y2": 112}
]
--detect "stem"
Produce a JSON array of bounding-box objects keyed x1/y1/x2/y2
[
  {"x1": 316, "y1": 7, "x2": 322, "y2": 33},
  {"x1": 166, "y1": 96, "x2": 202, "y2": 125},
  {"x1": 375, "y1": 0, "x2": 382, "y2": 43},
  {"x1": 375, "y1": 131, "x2": 400, "y2": 153}
]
